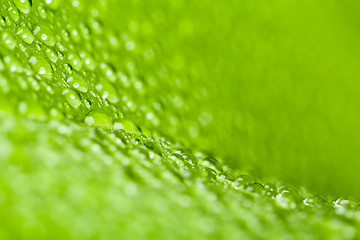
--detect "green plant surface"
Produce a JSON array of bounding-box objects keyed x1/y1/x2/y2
[{"x1": 1, "y1": 0, "x2": 360, "y2": 239}]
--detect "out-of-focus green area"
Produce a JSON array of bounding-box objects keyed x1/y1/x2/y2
[{"x1": 104, "y1": 0, "x2": 360, "y2": 197}]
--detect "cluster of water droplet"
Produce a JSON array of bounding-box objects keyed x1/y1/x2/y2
[
  {"x1": 0, "y1": 112, "x2": 359, "y2": 239},
  {"x1": 1, "y1": 0, "x2": 360, "y2": 239},
  {"x1": 0, "y1": 0, "x2": 208, "y2": 142}
]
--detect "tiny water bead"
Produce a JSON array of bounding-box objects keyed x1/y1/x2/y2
[
  {"x1": 66, "y1": 24, "x2": 81, "y2": 43},
  {"x1": 218, "y1": 172, "x2": 235, "y2": 181},
  {"x1": 62, "y1": 88, "x2": 82, "y2": 109},
  {"x1": 13, "y1": 0, "x2": 31, "y2": 14},
  {"x1": 45, "y1": 48, "x2": 58, "y2": 63},
  {"x1": 201, "y1": 156, "x2": 223, "y2": 172},
  {"x1": 2, "y1": 31, "x2": 17, "y2": 50},
  {"x1": 95, "y1": 81, "x2": 118, "y2": 104},
  {"x1": 67, "y1": 52, "x2": 83, "y2": 71},
  {"x1": 85, "y1": 111, "x2": 113, "y2": 131},
  {"x1": 113, "y1": 120, "x2": 140, "y2": 134},
  {"x1": 264, "y1": 183, "x2": 277, "y2": 199},
  {"x1": 246, "y1": 183, "x2": 265, "y2": 195},
  {"x1": 100, "y1": 62, "x2": 117, "y2": 82},
  {"x1": 78, "y1": 23, "x2": 90, "y2": 40},
  {"x1": 67, "y1": 75, "x2": 88, "y2": 93},
  {"x1": 79, "y1": 52, "x2": 96, "y2": 71},
  {"x1": 16, "y1": 27, "x2": 34, "y2": 44},
  {"x1": 4, "y1": 55, "x2": 23, "y2": 73},
  {"x1": 33, "y1": 24, "x2": 56, "y2": 47},
  {"x1": 232, "y1": 175, "x2": 253, "y2": 190},
  {"x1": 28, "y1": 55, "x2": 53, "y2": 81},
  {"x1": 64, "y1": 63, "x2": 73, "y2": 74},
  {"x1": 303, "y1": 195, "x2": 328, "y2": 209},
  {"x1": 37, "y1": 6, "x2": 46, "y2": 19}
]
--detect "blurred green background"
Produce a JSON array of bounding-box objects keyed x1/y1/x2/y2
[{"x1": 101, "y1": 0, "x2": 360, "y2": 197}]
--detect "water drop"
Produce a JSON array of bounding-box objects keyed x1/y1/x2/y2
[
  {"x1": 67, "y1": 75, "x2": 88, "y2": 93},
  {"x1": 1, "y1": 31, "x2": 17, "y2": 50},
  {"x1": 67, "y1": 24, "x2": 81, "y2": 43},
  {"x1": 13, "y1": 0, "x2": 31, "y2": 14},
  {"x1": 95, "y1": 81, "x2": 118, "y2": 103},
  {"x1": 83, "y1": 99, "x2": 92, "y2": 109},
  {"x1": 49, "y1": 108, "x2": 64, "y2": 119},
  {"x1": 67, "y1": 52, "x2": 82, "y2": 71},
  {"x1": 276, "y1": 187, "x2": 301, "y2": 209},
  {"x1": 246, "y1": 183, "x2": 265, "y2": 195},
  {"x1": 85, "y1": 111, "x2": 113, "y2": 131},
  {"x1": 8, "y1": 5, "x2": 19, "y2": 22},
  {"x1": 113, "y1": 120, "x2": 140, "y2": 134},
  {"x1": 218, "y1": 172, "x2": 235, "y2": 181},
  {"x1": 28, "y1": 55, "x2": 53, "y2": 81},
  {"x1": 125, "y1": 40, "x2": 135, "y2": 51},
  {"x1": 303, "y1": 195, "x2": 328, "y2": 208},
  {"x1": 4, "y1": 56, "x2": 23, "y2": 73},
  {"x1": 27, "y1": 77, "x2": 40, "y2": 91},
  {"x1": 201, "y1": 156, "x2": 222, "y2": 172},
  {"x1": 37, "y1": 6, "x2": 47, "y2": 19},
  {"x1": 78, "y1": 23, "x2": 90, "y2": 40},
  {"x1": 264, "y1": 183, "x2": 277, "y2": 199},
  {"x1": 64, "y1": 63, "x2": 73, "y2": 74},
  {"x1": 62, "y1": 88, "x2": 82, "y2": 108},
  {"x1": 232, "y1": 175, "x2": 253, "y2": 190},
  {"x1": 201, "y1": 167, "x2": 217, "y2": 181},
  {"x1": 88, "y1": 18, "x2": 102, "y2": 35},
  {"x1": 0, "y1": 74, "x2": 10, "y2": 93},
  {"x1": 334, "y1": 196, "x2": 360, "y2": 209},
  {"x1": 80, "y1": 52, "x2": 96, "y2": 71},
  {"x1": 45, "y1": 0, "x2": 61, "y2": 10},
  {"x1": 100, "y1": 62, "x2": 116, "y2": 82},
  {"x1": 33, "y1": 24, "x2": 56, "y2": 47},
  {"x1": 16, "y1": 27, "x2": 34, "y2": 44},
  {"x1": 45, "y1": 48, "x2": 58, "y2": 62}
]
